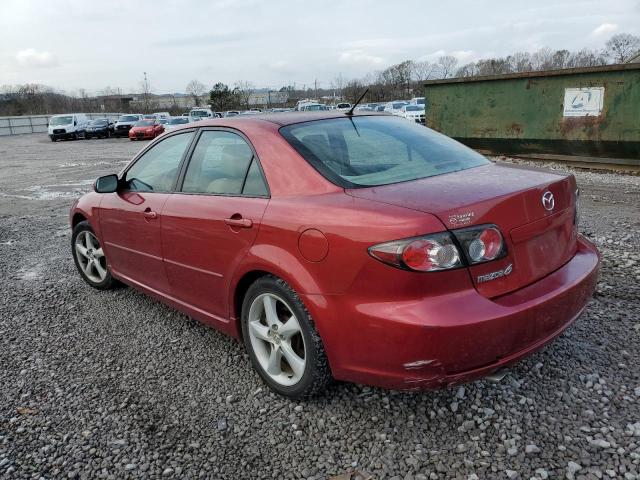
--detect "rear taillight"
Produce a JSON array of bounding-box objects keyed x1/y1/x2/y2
[
  {"x1": 452, "y1": 224, "x2": 506, "y2": 265},
  {"x1": 368, "y1": 232, "x2": 462, "y2": 272},
  {"x1": 369, "y1": 224, "x2": 507, "y2": 272}
]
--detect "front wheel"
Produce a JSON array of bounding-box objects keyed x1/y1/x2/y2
[
  {"x1": 241, "y1": 275, "x2": 332, "y2": 399},
  {"x1": 71, "y1": 221, "x2": 117, "y2": 290}
]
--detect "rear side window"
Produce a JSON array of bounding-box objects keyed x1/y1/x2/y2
[
  {"x1": 280, "y1": 116, "x2": 488, "y2": 187},
  {"x1": 125, "y1": 132, "x2": 194, "y2": 192},
  {"x1": 181, "y1": 130, "x2": 268, "y2": 196}
]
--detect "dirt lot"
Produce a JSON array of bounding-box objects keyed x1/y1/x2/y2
[{"x1": 0, "y1": 133, "x2": 639, "y2": 480}]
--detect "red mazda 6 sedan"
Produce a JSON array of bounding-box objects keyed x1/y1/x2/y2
[
  {"x1": 128, "y1": 119, "x2": 164, "y2": 141},
  {"x1": 70, "y1": 112, "x2": 599, "y2": 398}
]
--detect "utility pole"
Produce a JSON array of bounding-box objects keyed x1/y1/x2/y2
[
  {"x1": 314, "y1": 79, "x2": 318, "y2": 101},
  {"x1": 142, "y1": 71, "x2": 150, "y2": 113}
]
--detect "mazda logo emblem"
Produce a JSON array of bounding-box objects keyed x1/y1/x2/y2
[{"x1": 542, "y1": 191, "x2": 555, "y2": 211}]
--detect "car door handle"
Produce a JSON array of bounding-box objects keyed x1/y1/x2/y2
[
  {"x1": 224, "y1": 217, "x2": 253, "y2": 228},
  {"x1": 143, "y1": 208, "x2": 158, "y2": 220}
]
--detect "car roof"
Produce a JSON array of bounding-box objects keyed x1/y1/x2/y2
[{"x1": 191, "y1": 110, "x2": 390, "y2": 128}]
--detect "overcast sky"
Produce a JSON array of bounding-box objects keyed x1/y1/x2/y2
[{"x1": 1, "y1": 0, "x2": 639, "y2": 95}]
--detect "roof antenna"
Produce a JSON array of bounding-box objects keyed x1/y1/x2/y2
[{"x1": 345, "y1": 88, "x2": 369, "y2": 116}]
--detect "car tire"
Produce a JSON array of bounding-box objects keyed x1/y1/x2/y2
[
  {"x1": 51, "y1": 137, "x2": 56, "y2": 142},
  {"x1": 241, "y1": 275, "x2": 332, "y2": 399},
  {"x1": 71, "y1": 221, "x2": 117, "y2": 290}
]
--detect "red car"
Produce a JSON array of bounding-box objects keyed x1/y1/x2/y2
[
  {"x1": 70, "y1": 112, "x2": 599, "y2": 399},
  {"x1": 128, "y1": 119, "x2": 164, "y2": 140}
]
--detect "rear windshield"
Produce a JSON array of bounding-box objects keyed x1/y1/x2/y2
[
  {"x1": 280, "y1": 116, "x2": 489, "y2": 188},
  {"x1": 90, "y1": 119, "x2": 108, "y2": 125},
  {"x1": 169, "y1": 117, "x2": 189, "y2": 124},
  {"x1": 191, "y1": 110, "x2": 209, "y2": 117},
  {"x1": 119, "y1": 115, "x2": 139, "y2": 122}
]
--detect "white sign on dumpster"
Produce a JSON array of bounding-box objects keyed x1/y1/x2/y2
[{"x1": 563, "y1": 87, "x2": 604, "y2": 117}]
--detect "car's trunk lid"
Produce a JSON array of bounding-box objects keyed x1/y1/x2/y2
[{"x1": 346, "y1": 162, "x2": 578, "y2": 298}]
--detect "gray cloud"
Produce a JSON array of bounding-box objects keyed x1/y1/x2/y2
[{"x1": 0, "y1": 0, "x2": 637, "y2": 93}]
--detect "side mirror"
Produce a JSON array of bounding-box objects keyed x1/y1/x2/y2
[
  {"x1": 94, "y1": 174, "x2": 119, "y2": 193},
  {"x1": 74, "y1": 120, "x2": 77, "y2": 126}
]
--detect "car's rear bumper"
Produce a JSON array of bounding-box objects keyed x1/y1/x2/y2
[
  {"x1": 304, "y1": 235, "x2": 599, "y2": 390},
  {"x1": 129, "y1": 132, "x2": 154, "y2": 140}
]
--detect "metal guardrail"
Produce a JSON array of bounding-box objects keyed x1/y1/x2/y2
[{"x1": 0, "y1": 113, "x2": 124, "y2": 136}]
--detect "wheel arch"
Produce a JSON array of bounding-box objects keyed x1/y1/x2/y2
[
  {"x1": 229, "y1": 248, "x2": 320, "y2": 339},
  {"x1": 71, "y1": 212, "x2": 87, "y2": 228}
]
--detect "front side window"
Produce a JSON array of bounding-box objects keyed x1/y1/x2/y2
[
  {"x1": 280, "y1": 116, "x2": 489, "y2": 188},
  {"x1": 125, "y1": 132, "x2": 194, "y2": 192},
  {"x1": 182, "y1": 130, "x2": 268, "y2": 196}
]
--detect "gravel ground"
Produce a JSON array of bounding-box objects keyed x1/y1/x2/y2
[{"x1": 0, "y1": 134, "x2": 639, "y2": 480}]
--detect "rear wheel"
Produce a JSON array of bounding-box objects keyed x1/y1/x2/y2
[
  {"x1": 241, "y1": 275, "x2": 332, "y2": 399},
  {"x1": 71, "y1": 221, "x2": 117, "y2": 290}
]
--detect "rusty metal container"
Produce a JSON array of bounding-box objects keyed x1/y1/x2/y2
[{"x1": 423, "y1": 64, "x2": 640, "y2": 166}]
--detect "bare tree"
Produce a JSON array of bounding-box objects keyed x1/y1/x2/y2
[
  {"x1": 437, "y1": 56, "x2": 458, "y2": 79},
  {"x1": 330, "y1": 73, "x2": 346, "y2": 100},
  {"x1": 234, "y1": 81, "x2": 254, "y2": 109},
  {"x1": 507, "y1": 52, "x2": 532, "y2": 72},
  {"x1": 605, "y1": 33, "x2": 640, "y2": 63},
  {"x1": 185, "y1": 79, "x2": 207, "y2": 107},
  {"x1": 412, "y1": 61, "x2": 439, "y2": 82},
  {"x1": 456, "y1": 62, "x2": 479, "y2": 77},
  {"x1": 530, "y1": 48, "x2": 555, "y2": 71}
]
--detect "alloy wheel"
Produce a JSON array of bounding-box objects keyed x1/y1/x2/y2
[
  {"x1": 74, "y1": 231, "x2": 107, "y2": 283},
  {"x1": 247, "y1": 293, "x2": 306, "y2": 386}
]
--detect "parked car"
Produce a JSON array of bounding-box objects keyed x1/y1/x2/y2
[
  {"x1": 300, "y1": 103, "x2": 328, "y2": 111},
  {"x1": 164, "y1": 116, "x2": 190, "y2": 131},
  {"x1": 84, "y1": 118, "x2": 114, "y2": 139},
  {"x1": 189, "y1": 108, "x2": 215, "y2": 122},
  {"x1": 128, "y1": 119, "x2": 164, "y2": 140},
  {"x1": 47, "y1": 113, "x2": 89, "y2": 141},
  {"x1": 70, "y1": 112, "x2": 598, "y2": 399},
  {"x1": 153, "y1": 111, "x2": 171, "y2": 119},
  {"x1": 410, "y1": 97, "x2": 426, "y2": 106},
  {"x1": 113, "y1": 114, "x2": 143, "y2": 137},
  {"x1": 224, "y1": 111, "x2": 240, "y2": 117},
  {"x1": 158, "y1": 118, "x2": 169, "y2": 126},
  {"x1": 375, "y1": 105, "x2": 386, "y2": 112},
  {"x1": 384, "y1": 101, "x2": 409, "y2": 115},
  {"x1": 399, "y1": 104, "x2": 426, "y2": 124},
  {"x1": 335, "y1": 102, "x2": 351, "y2": 111},
  {"x1": 143, "y1": 114, "x2": 158, "y2": 120}
]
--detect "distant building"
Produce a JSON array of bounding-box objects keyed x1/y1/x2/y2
[{"x1": 248, "y1": 91, "x2": 289, "y2": 106}]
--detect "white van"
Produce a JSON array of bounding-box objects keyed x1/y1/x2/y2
[
  {"x1": 48, "y1": 113, "x2": 89, "y2": 141},
  {"x1": 188, "y1": 108, "x2": 214, "y2": 122}
]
